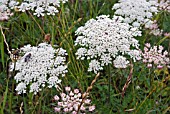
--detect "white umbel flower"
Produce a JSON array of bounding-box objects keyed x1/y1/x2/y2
[
  {"x1": 75, "y1": 15, "x2": 142, "y2": 73},
  {"x1": 15, "y1": 82, "x2": 27, "y2": 94},
  {"x1": 112, "y1": 0, "x2": 158, "y2": 28},
  {"x1": 10, "y1": 43, "x2": 68, "y2": 95},
  {"x1": 16, "y1": 0, "x2": 68, "y2": 17},
  {"x1": 113, "y1": 56, "x2": 129, "y2": 68}
]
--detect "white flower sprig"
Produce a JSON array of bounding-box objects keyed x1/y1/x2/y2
[
  {"x1": 10, "y1": 43, "x2": 68, "y2": 95},
  {"x1": 75, "y1": 15, "x2": 142, "y2": 73},
  {"x1": 112, "y1": 0, "x2": 158, "y2": 28},
  {"x1": 17, "y1": 0, "x2": 68, "y2": 17}
]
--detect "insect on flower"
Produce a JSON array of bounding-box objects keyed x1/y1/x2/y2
[
  {"x1": 24, "y1": 53, "x2": 31, "y2": 62},
  {"x1": 12, "y1": 49, "x2": 20, "y2": 61}
]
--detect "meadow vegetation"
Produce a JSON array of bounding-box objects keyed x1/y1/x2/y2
[{"x1": 0, "y1": 0, "x2": 170, "y2": 114}]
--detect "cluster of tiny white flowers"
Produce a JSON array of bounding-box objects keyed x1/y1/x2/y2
[
  {"x1": 0, "y1": 0, "x2": 19, "y2": 11},
  {"x1": 10, "y1": 43, "x2": 68, "y2": 95},
  {"x1": 53, "y1": 87, "x2": 95, "y2": 114},
  {"x1": 75, "y1": 15, "x2": 142, "y2": 73},
  {"x1": 112, "y1": 0, "x2": 158, "y2": 28},
  {"x1": 17, "y1": 0, "x2": 68, "y2": 17},
  {"x1": 0, "y1": 0, "x2": 19, "y2": 20},
  {"x1": 142, "y1": 43, "x2": 169, "y2": 69}
]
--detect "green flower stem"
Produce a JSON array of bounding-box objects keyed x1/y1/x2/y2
[
  {"x1": 1, "y1": 80, "x2": 8, "y2": 114},
  {"x1": 108, "y1": 64, "x2": 111, "y2": 104},
  {"x1": 157, "y1": 36, "x2": 169, "y2": 45}
]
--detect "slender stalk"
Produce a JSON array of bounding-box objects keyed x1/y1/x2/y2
[
  {"x1": 28, "y1": 11, "x2": 45, "y2": 35},
  {"x1": 108, "y1": 64, "x2": 111, "y2": 104},
  {"x1": 76, "y1": 73, "x2": 100, "y2": 114},
  {"x1": 1, "y1": 80, "x2": 9, "y2": 114},
  {"x1": 157, "y1": 36, "x2": 169, "y2": 45},
  {"x1": 50, "y1": 17, "x2": 55, "y2": 46}
]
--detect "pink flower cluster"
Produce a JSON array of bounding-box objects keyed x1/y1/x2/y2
[
  {"x1": 147, "y1": 20, "x2": 163, "y2": 36},
  {"x1": 142, "y1": 43, "x2": 169, "y2": 69},
  {"x1": 164, "y1": 32, "x2": 170, "y2": 37},
  {"x1": 158, "y1": 0, "x2": 170, "y2": 12},
  {"x1": 0, "y1": 9, "x2": 13, "y2": 21},
  {"x1": 53, "y1": 87, "x2": 95, "y2": 114}
]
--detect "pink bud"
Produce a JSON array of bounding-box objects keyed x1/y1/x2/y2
[
  {"x1": 147, "y1": 64, "x2": 152, "y2": 68},
  {"x1": 74, "y1": 89, "x2": 79, "y2": 94},
  {"x1": 58, "y1": 102, "x2": 63, "y2": 106},
  {"x1": 65, "y1": 86, "x2": 71, "y2": 91},
  {"x1": 80, "y1": 106, "x2": 86, "y2": 111},
  {"x1": 60, "y1": 93, "x2": 66, "y2": 98},
  {"x1": 89, "y1": 105, "x2": 95, "y2": 111},
  {"x1": 85, "y1": 99, "x2": 91, "y2": 104},
  {"x1": 145, "y1": 43, "x2": 151, "y2": 48},
  {"x1": 72, "y1": 111, "x2": 77, "y2": 114},
  {"x1": 54, "y1": 95, "x2": 60, "y2": 101},
  {"x1": 157, "y1": 65, "x2": 163, "y2": 69},
  {"x1": 54, "y1": 107, "x2": 60, "y2": 112},
  {"x1": 69, "y1": 91, "x2": 74, "y2": 96},
  {"x1": 64, "y1": 108, "x2": 69, "y2": 112},
  {"x1": 77, "y1": 93, "x2": 81, "y2": 98}
]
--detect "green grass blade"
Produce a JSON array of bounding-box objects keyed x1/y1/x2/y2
[{"x1": 1, "y1": 81, "x2": 8, "y2": 114}]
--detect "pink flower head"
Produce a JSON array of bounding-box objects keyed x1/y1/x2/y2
[
  {"x1": 145, "y1": 43, "x2": 151, "y2": 48},
  {"x1": 147, "y1": 64, "x2": 152, "y2": 68},
  {"x1": 64, "y1": 108, "x2": 69, "y2": 112},
  {"x1": 157, "y1": 65, "x2": 163, "y2": 69},
  {"x1": 164, "y1": 32, "x2": 170, "y2": 37},
  {"x1": 53, "y1": 87, "x2": 95, "y2": 113},
  {"x1": 54, "y1": 95, "x2": 60, "y2": 101},
  {"x1": 65, "y1": 86, "x2": 71, "y2": 91},
  {"x1": 60, "y1": 93, "x2": 66, "y2": 98},
  {"x1": 58, "y1": 102, "x2": 63, "y2": 106},
  {"x1": 89, "y1": 105, "x2": 95, "y2": 112},
  {"x1": 69, "y1": 91, "x2": 74, "y2": 96},
  {"x1": 54, "y1": 107, "x2": 61, "y2": 112},
  {"x1": 85, "y1": 99, "x2": 91, "y2": 104},
  {"x1": 73, "y1": 105, "x2": 78, "y2": 111},
  {"x1": 72, "y1": 111, "x2": 77, "y2": 114},
  {"x1": 77, "y1": 93, "x2": 82, "y2": 98},
  {"x1": 74, "y1": 89, "x2": 79, "y2": 94},
  {"x1": 80, "y1": 105, "x2": 86, "y2": 111}
]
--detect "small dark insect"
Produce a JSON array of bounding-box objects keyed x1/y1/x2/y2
[
  {"x1": 115, "y1": 17, "x2": 119, "y2": 22},
  {"x1": 12, "y1": 49, "x2": 20, "y2": 61},
  {"x1": 24, "y1": 53, "x2": 31, "y2": 62}
]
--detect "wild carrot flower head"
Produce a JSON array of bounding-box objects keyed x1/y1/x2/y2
[
  {"x1": 53, "y1": 87, "x2": 95, "y2": 114},
  {"x1": 112, "y1": 0, "x2": 158, "y2": 28},
  {"x1": 10, "y1": 43, "x2": 68, "y2": 95},
  {"x1": 17, "y1": 0, "x2": 68, "y2": 17},
  {"x1": 142, "y1": 43, "x2": 169, "y2": 69},
  {"x1": 75, "y1": 15, "x2": 142, "y2": 73}
]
